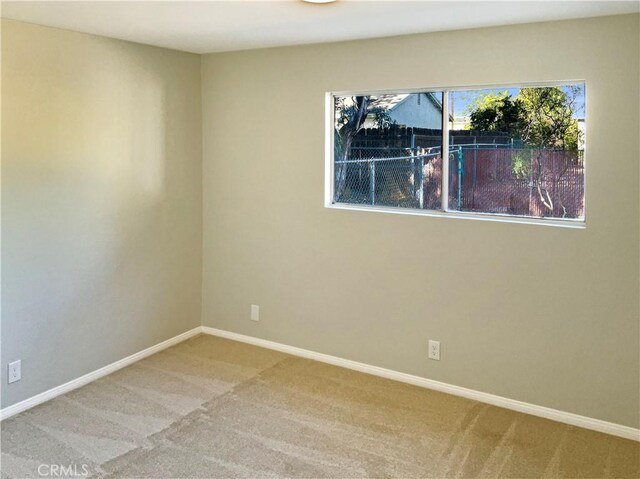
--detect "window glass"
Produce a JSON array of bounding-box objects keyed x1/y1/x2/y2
[
  {"x1": 334, "y1": 93, "x2": 443, "y2": 209},
  {"x1": 331, "y1": 84, "x2": 586, "y2": 223},
  {"x1": 448, "y1": 85, "x2": 585, "y2": 219}
]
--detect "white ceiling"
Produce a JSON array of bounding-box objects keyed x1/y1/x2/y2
[{"x1": 2, "y1": 0, "x2": 638, "y2": 54}]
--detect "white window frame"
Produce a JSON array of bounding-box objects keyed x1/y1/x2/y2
[{"x1": 325, "y1": 81, "x2": 586, "y2": 229}]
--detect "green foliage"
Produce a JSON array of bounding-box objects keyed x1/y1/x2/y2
[
  {"x1": 468, "y1": 91, "x2": 524, "y2": 137},
  {"x1": 518, "y1": 86, "x2": 581, "y2": 150},
  {"x1": 510, "y1": 150, "x2": 532, "y2": 179},
  {"x1": 563, "y1": 120, "x2": 581, "y2": 151},
  {"x1": 334, "y1": 96, "x2": 396, "y2": 161},
  {"x1": 469, "y1": 87, "x2": 582, "y2": 151},
  {"x1": 334, "y1": 96, "x2": 395, "y2": 136},
  {"x1": 369, "y1": 106, "x2": 396, "y2": 129}
]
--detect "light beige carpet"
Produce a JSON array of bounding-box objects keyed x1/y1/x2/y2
[{"x1": 1, "y1": 334, "x2": 638, "y2": 478}]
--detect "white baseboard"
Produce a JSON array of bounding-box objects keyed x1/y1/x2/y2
[
  {"x1": 201, "y1": 326, "x2": 640, "y2": 442},
  {"x1": 3, "y1": 325, "x2": 637, "y2": 442},
  {"x1": 0, "y1": 327, "x2": 202, "y2": 421}
]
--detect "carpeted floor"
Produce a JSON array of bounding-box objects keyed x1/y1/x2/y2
[{"x1": 1, "y1": 334, "x2": 638, "y2": 478}]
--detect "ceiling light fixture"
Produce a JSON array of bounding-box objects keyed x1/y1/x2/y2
[{"x1": 302, "y1": 0, "x2": 337, "y2": 4}]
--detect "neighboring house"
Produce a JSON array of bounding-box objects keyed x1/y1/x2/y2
[
  {"x1": 451, "y1": 115, "x2": 470, "y2": 131},
  {"x1": 363, "y1": 93, "x2": 445, "y2": 129}
]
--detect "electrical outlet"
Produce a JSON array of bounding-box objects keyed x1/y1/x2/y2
[
  {"x1": 8, "y1": 360, "x2": 21, "y2": 383},
  {"x1": 250, "y1": 304, "x2": 260, "y2": 322},
  {"x1": 428, "y1": 340, "x2": 440, "y2": 360}
]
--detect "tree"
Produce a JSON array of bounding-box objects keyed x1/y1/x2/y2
[
  {"x1": 468, "y1": 87, "x2": 582, "y2": 150},
  {"x1": 468, "y1": 91, "x2": 524, "y2": 138},
  {"x1": 468, "y1": 86, "x2": 584, "y2": 217},
  {"x1": 518, "y1": 86, "x2": 581, "y2": 150},
  {"x1": 334, "y1": 96, "x2": 394, "y2": 200},
  {"x1": 516, "y1": 87, "x2": 583, "y2": 216}
]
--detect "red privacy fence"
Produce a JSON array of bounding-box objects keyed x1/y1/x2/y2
[
  {"x1": 447, "y1": 147, "x2": 585, "y2": 219},
  {"x1": 336, "y1": 146, "x2": 585, "y2": 219}
]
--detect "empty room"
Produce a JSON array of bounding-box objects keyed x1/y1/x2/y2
[{"x1": 1, "y1": 1, "x2": 639, "y2": 477}]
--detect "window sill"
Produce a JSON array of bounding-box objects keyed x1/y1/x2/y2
[{"x1": 325, "y1": 202, "x2": 586, "y2": 229}]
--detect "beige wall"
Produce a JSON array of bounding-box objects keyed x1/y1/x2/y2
[
  {"x1": 2, "y1": 14, "x2": 638, "y2": 429},
  {"x1": 1, "y1": 20, "x2": 202, "y2": 408},
  {"x1": 201, "y1": 15, "x2": 640, "y2": 428}
]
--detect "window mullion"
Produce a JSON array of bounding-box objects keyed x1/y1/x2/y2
[{"x1": 441, "y1": 91, "x2": 450, "y2": 212}]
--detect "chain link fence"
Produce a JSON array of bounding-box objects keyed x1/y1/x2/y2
[
  {"x1": 334, "y1": 145, "x2": 585, "y2": 219},
  {"x1": 334, "y1": 147, "x2": 442, "y2": 209}
]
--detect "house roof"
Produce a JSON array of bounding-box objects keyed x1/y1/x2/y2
[
  {"x1": 369, "y1": 94, "x2": 411, "y2": 111},
  {"x1": 368, "y1": 93, "x2": 452, "y2": 122}
]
